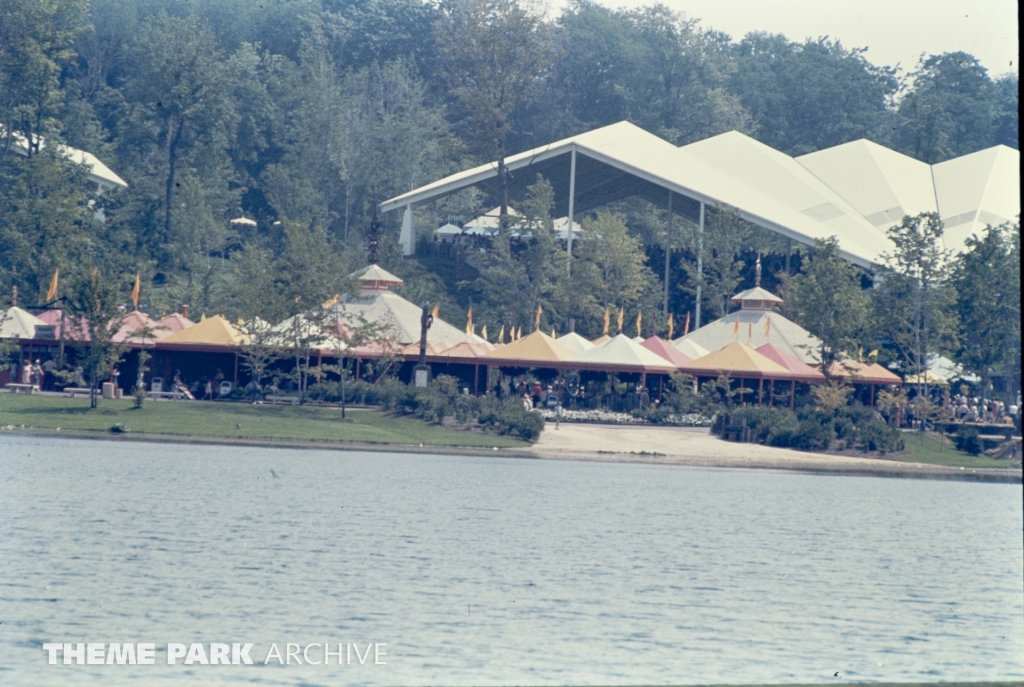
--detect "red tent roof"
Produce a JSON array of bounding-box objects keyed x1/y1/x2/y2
[
  {"x1": 755, "y1": 343, "x2": 826, "y2": 381},
  {"x1": 640, "y1": 336, "x2": 693, "y2": 368}
]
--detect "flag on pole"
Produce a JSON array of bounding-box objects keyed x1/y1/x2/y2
[
  {"x1": 481, "y1": 325, "x2": 488, "y2": 341},
  {"x1": 551, "y1": 327, "x2": 556, "y2": 338},
  {"x1": 534, "y1": 303, "x2": 542, "y2": 330},
  {"x1": 765, "y1": 315, "x2": 771, "y2": 342},
  {"x1": 516, "y1": 326, "x2": 522, "y2": 340},
  {"x1": 667, "y1": 313, "x2": 674, "y2": 340},
  {"x1": 747, "y1": 320, "x2": 752, "y2": 343},
  {"x1": 635, "y1": 311, "x2": 642, "y2": 337},
  {"x1": 498, "y1": 325, "x2": 505, "y2": 343},
  {"x1": 46, "y1": 269, "x2": 59, "y2": 302},
  {"x1": 465, "y1": 307, "x2": 473, "y2": 334},
  {"x1": 131, "y1": 272, "x2": 140, "y2": 308},
  {"x1": 616, "y1": 307, "x2": 624, "y2": 334},
  {"x1": 602, "y1": 308, "x2": 610, "y2": 335},
  {"x1": 733, "y1": 314, "x2": 740, "y2": 338},
  {"x1": 432, "y1": 304, "x2": 439, "y2": 320},
  {"x1": 683, "y1": 312, "x2": 690, "y2": 336}
]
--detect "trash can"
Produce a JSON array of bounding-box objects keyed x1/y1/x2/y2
[
  {"x1": 151, "y1": 378, "x2": 163, "y2": 393},
  {"x1": 102, "y1": 382, "x2": 115, "y2": 399}
]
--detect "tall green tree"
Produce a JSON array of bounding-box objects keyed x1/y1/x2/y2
[
  {"x1": 951, "y1": 222, "x2": 1021, "y2": 401},
  {"x1": 786, "y1": 237, "x2": 868, "y2": 381},
  {"x1": 434, "y1": 0, "x2": 555, "y2": 225},
  {"x1": 0, "y1": 0, "x2": 86, "y2": 164},
  {"x1": 871, "y1": 213, "x2": 958, "y2": 395},
  {"x1": 64, "y1": 267, "x2": 128, "y2": 407}
]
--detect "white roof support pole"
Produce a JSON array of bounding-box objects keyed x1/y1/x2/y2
[
  {"x1": 696, "y1": 201, "x2": 705, "y2": 330},
  {"x1": 400, "y1": 204, "x2": 415, "y2": 256},
  {"x1": 663, "y1": 190, "x2": 673, "y2": 314},
  {"x1": 566, "y1": 144, "x2": 577, "y2": 277}
]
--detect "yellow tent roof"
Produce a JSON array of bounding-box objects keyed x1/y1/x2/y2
[
  {"x1": 160, "y1": 314, "x2": 247, "y2": 346},
  {"x1": 482, "y1": 330, "x2": 576, "y2": 364},
  {"x1": 683, "y1": 341, "x2": 790, "y2": 378}
]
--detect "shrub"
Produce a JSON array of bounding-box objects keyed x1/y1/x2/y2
[{"x1": 954, "y1": 426, "x2": 983, "y2": 455}]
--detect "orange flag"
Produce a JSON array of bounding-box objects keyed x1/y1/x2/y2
[
  {"x1": 481, "y1": 325, "x2": 488, "y2": 341},
  {"x1": 516, "y1": 326, "x2": 522, "y2": 340},
  {"x1": 432, "y1": 304, "x2": 440, "y2": 320},
  {"x1": 534, "y1": 303, "x2": 543, "y2": 330},
  {"x1": 733, "y1": 314, "x2": 740, "y2": 338},
  {"x1": 46, "y1": 269, "x2": 59, "y2": 302},
  {"x1": 616, "y1": 307, "x2": 624, "y2": 334},
  {"x1": 131, "y1": 272, "x2": 140, "y2": 308},
  {"x1": 667, "y1": 313, "x2": 674, "y2": 340},
  {"x1": 747, "y1": 320, "x2": 753, "y2": 343},
  {"x1": 764, "y1": 315, "x2": 771, "y2": 342},
  {"x1": 465, "y1": 307, "x2": 473, "y2": 334},
  {"x1": 551, "y1": 327, "x2": 556, "y2": 338},
  {"x1": 498, "y1": 325, "x2": 505, "y2": 343},
  {"x1": 602, "y1": 308, "x2": 610, "y2": 335},
  {"x1": 635, "y1": 311, "x2": 642, "y2": 337},
  {"x1": 683, "y1": 312, "x2": 690, "y2": 336}
]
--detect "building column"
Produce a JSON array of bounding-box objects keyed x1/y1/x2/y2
[
  {"x1": 400, "y1": 204, "x2": 415, "y2": 256},
  {"x1": 566, "y1": 144, "x2": 577, "y2": 277},
  {"x1": 696, "y1": 201, "x2": 705, "y2": 329},
  {"x1": 663, "y1": 190, "x2": 673, "y2": 314}
]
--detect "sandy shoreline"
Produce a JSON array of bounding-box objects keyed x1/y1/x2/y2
[{"x1": 2, "y1": 424, "x2": 1019, "y2": 484}]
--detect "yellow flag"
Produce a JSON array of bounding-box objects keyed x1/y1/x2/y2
[
  {"x1": 868, "y1": 349, "x2": 878, "y2": 359},
  {"x1": 46, "y1": 269, "x2": 59, "y2": 302},
  {"x1": 323, "y1": 294, "x2": 340, "y2": 308},
  {"x1": 683, "y1": 311, "x2": 690, "y2": 336},
  {"x1": 465, "y1": 306, "x2": 473, "y2": 334},
  {"x1": 498, "y1": 325, "x2": 505, "y2": 343},
  {"x1": 667, "y1": 313, "x2": 674, "y2": 340},
  {"x1": 481, "y1": 325, "x2": 488, "y2": 341},
  {"x1": 432, "y1": 303, "x2": 439, "y2": 320},
  {"x1": 765, "y1": 315, "x2": 771, "y2": 342},
  {"x1": 602, "y1": 308, "x2": 610, "y2": 335},
  {"x1": 733, "y1": 314, "x2": 740, "y2": 337},
  {"x1": 534, "y1": 303, "x2": 542, "y2": 330},
  {"x1": 747, "y1": 320, "x2": 752, "y2": 343},
  {"x1": 635, "y1": 311, "x2": 642, "y2": 337},
  {"x1": 616, "y1": 307, "x2": 624, "y2": 334},
  {"x1": 516, "y1": 326, "x2": 522, "y2": 340},
  {"x1": 131, "y1": 272, "x2": 140, "y2": 308},
  {"x1": 551, "y1": 327, "x2": 556, "y2": 338}
]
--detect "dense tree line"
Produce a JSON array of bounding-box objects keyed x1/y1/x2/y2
[{"x1": 0, "y1": 0, "x2": 1019, "y2": 388}]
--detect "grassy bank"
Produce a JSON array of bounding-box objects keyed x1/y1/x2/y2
[
  {"x1": 0, "y1": 394, "x2": 529, "y2": 449},
  {"x1": 892, "y1": 431, "x2": 1018, "y2": 469}
]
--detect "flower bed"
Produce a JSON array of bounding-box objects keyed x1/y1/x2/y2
[{"x1": 538, "y1": 408, "x2": 712, "y2": 427}]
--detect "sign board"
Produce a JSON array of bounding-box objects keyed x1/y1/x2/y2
[
  {"x1": 414, "y1": 367, "x2": 429, "y2": 388},
  {"x1": 33, "y1": 325, "x2": 56, "y2": 340}
]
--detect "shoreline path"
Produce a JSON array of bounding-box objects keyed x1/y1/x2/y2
[{"x1": 530, "y1": 423, "x2": 1018, "y2": 483}]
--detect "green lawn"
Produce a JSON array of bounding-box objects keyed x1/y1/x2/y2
[
  {"x1": 0, "y1": 394, "x2": 528, "y2": 449},
  {"x1": 890, "y1": 431, "x2": 1019, "y2": 469}
]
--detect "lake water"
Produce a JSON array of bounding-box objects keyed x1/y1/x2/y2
[{"x1": 1, "y1": 434, "x2": 1021, "y2": 685}]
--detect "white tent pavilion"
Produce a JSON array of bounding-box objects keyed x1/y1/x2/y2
[
  {"x1": 0, "y1": 307, "x2": 47, "y2": 339},
  {"x1": 556, "y1": 332, "x2": 595, "y2": 355}
]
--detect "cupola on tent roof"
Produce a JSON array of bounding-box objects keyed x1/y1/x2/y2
[
  {"x1": 731, "y1": 287, "x2": 784, "y2": 309},
  {"x1": 349, "y1": 264, "x2": 404, "y2": 292}
]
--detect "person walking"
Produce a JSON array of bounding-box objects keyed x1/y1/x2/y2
[
  {"x1": 554, "y1": 401, "x2": 563, "y2": 430},
  {"x1": 204, "y1": 379, "x2": 213, "y2": 400}
]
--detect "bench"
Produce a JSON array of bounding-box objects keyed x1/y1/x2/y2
[
  {"x1": 148, "y1": 390, "x2": 185, "y2": 400},
  {"x1": 265, "y1": 396, "x2": 300, "y2": 405},
  {"x1": 6, "y1": 383, "x2": 37, "y2": 394},
  {"x1": 64, "y1": 387, "x2": 92, "y2": 398}
]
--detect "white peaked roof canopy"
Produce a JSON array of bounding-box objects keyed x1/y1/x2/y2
[
  {"x1": 349, "y1": 264, "x2": 404, "y2": 285},
  {"x1": 931, "y1": 145, "x2": 1020, "y2": 253},
  {"x1": 434, "y1": 222, "x2": 463, "y2": 236},
  {"x1": 556, "y1": 331, "x2": 595, "y2": 354},
  {"x1": 673, "y1": 337, "x2": 709, "y2": 360},
  {"x1": 329, "y1": 291, "x2": 468, "y2": 348},
  {"x1": 463, "y1": 207, "x2": 524, "y2": 234},
  {"x1": 567, "y1": 333, "x2": 677, "y2": 372},
  {"x1": 382, "y1": 121, "x2": 894, "y2": 267},
  {"x1": 731, "y1": 287, "x2": 784, "y2": 307},
  {"x1": 796, "y1": 139, "x2": 938, "y2": 231},
  {"x1": 0, "y1": 306, "x2": 47, "y2": 339},
  {"x1": 678, "y1": 131, "x2": 893, "y2": 266}
]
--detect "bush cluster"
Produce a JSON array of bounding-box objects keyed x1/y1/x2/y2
[
  {"x1": 722, "y1": 404, "x2": 904, "y2": 454},
  {"x1": 953, "y1": 426, "x2": 983, "y2": 455},
  {"x1": 311, "y1": 375, "x2": 544, "y2": 441}
]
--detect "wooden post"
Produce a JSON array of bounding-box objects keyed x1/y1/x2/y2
[
  {"x1": 233, "y1": 353, "x2": 239, "y2": 387},
  {"x1": 769, "y1": 379, "x2": 775, "y2": 406},
  {"x1": 474, "y1": 364, "x2": 480, "y2": 396},
  {"x1": 758, "y1": 378, "x2": 764, "y2": 405},
  {"x1": 355, "y1": 358, "x2": 360, "y2": 381},
  {"x1": 870, "y1": 383, "x2": 876, "y2": 407},
  {"x1": 790, "y1": 380, "x2": 796, "y2": 410}
]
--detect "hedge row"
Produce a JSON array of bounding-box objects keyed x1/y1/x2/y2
[{"x1": 722, "y1": 405, "x2": 904, "y2": 454}]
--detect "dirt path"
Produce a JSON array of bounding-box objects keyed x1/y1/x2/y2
[{"x1": 530, "y1": 423, "x2": 1018, "y2": 482}]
